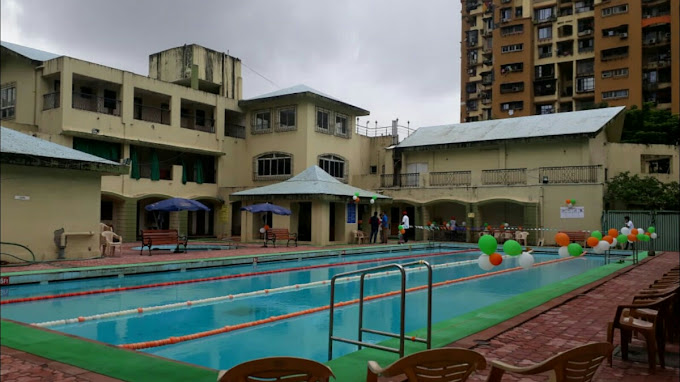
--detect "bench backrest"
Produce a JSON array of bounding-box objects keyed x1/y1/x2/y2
[{"x1": 142, "y1": 229, "x2": 179, "y2": 239}]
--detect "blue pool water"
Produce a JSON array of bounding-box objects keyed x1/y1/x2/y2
[{"x1": 0, "y1": 248, "x2": 604, "y2": 370}]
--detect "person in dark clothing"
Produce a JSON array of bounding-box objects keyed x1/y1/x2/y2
[{"x1": 369, "y1": 212, "x2": 380, "y2": 244}]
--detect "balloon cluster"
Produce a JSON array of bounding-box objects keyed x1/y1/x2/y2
[
  {"x1": 397, "y1": 225, "x2": 406, "y2": 235},
  {"x1": 619, "y1": 225, "x2": 655, "y2": 243},
  {"x1": 370, "y1": 195, "x2": 377, "y2": 204},
  {"x1": 477, "y1": 235, "x2": 533, "y2": 271},
  {"x1": 352, "y1": 192, "x2": 361, "y2": 203},
  {"x1": 554, "y1": 233, "x2": 584, "y2": 257},
  {"x1": 578, "y1": 226, "x2": 658, "y2": 254},
  {"x1": 565, "y1": 199, "x2": 577, "y2": 207},
  {"x1": 259, "y1": 224, "x2": 271, "y2": 234}
]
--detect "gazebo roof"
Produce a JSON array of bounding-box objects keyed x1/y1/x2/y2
[{"x1": 231, "y1": 165, "x2": 389, "y2": 201}]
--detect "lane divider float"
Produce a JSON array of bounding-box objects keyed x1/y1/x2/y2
[{"x1": 118, "y1": 256, "x2": 574, "y2": 350}]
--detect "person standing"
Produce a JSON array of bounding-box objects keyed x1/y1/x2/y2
[
  {"x1": 624, "y1": 216, "x2": 634, "y2": 250},
  {"x1": 369, "y1": 212, "x2": 380, "y2": 244},
  {"x1": 381, "y1": 212, "x2": 389, "y2": 244},
  {"x1": 401, "y1": 211, "x2": 410, "y2": 243}
]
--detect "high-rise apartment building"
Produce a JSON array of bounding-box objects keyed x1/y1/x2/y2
[{"x1": 460, "y1": 0, "x2": 679, "y2": 121}]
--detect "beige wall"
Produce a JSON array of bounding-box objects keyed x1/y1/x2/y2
[
  {"x1": 607, "y1": 142, "x2": 679, "y2": 183},
  {"x1": 1, "y1": 165, "x2": 102, "y2": 261},
  {"x1": 0, "y1": 52, "x2": 39, "y2": 132}
]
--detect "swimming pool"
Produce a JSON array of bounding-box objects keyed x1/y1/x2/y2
[{"x1": 0, "y1": 247, "x2": 604, "y2": 371}]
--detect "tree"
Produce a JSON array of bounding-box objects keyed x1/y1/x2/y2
[
  {"x1": 605, "y1": 171, "x2": 680, "y2": 210},
  {"x1": 622, "y1": 103, "x2": 680, "y2": 145}
]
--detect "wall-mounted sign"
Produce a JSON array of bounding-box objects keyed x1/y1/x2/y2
[
  {"x1": 14, "y1": 196, "x2": 30, "y2": 201},
  {"x1": 467, "y1": 212, "x2": 475, "y2": 218},
  {"x1": 560, "y1": 206, "x2": 584, "y2": 219},
  {"x1": 347, "y1": 203, "x2": 356, "y2": 224}
]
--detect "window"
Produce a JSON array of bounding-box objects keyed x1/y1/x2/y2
[
  {"x1": 515, "y1": 6, "x2": 522, "y2": 17},
  {"x1": 501, "y1": 62, "x2": 523, "y2": 73},
  {"x1": 535, "y1": 64, "x2": 555, "y2": 79},
  {"x1": 538, "y1": 44, "x2": 552, "y2": 58},
  {"x1": 602, "y1": 68, "x2": 629, "y2": 78},
  {"x1": 196, "y1": 109, "x2": 206, "y2": 126},
  {"x1": 278, "y1": 107, "x2": 296, "y2": 130},
  {"x1": 602, "y1": 4, "x2": 628, "y2": 17},
  {"x1": 535, "y1": 7, "x2": 553, "y2": 22},
  {"x1": 537, "y1": 104, "x2": 554, "y2": 114},
  {"x1": 316, "y1": 107, "x2": 330, "y2": 132},
  {"x1": 500, "y1": 8, "x2": 512, "y2": 21},
  {"x1": 501, "y1": 24, "x2": 523, "y2": 35},
  {"x1": 576, "y1": 59, "x2": 594, "y2": 75},
  {"x1": 103, "y1": 90, "x2": 117, "y2": 110},
  {"x1": 603, "y1": 25, "x2": 628, "y2": 38},
  {"x1": 254, "y1": 110, "x2": 271, "y2": 131},
  {"x1": 576, "y1": 77, "x2": 595, "y2": 92},
  {"x1": 133, "y1": 97, "x2": 142, "y2": 119},
  {"x1": 602, "y1": 89, "x2": 628, "y2": 99},
  {"x1": 335, "y1": 113, "x2": 348, "y2": 136},
  {"x1": 466, "y1": 82, "x2": 478, "y2": 94},
  {"x1": 538, "y1": 26, "x2": 552, "y2": 40},
  {"x1": 501, "y1": 43, "x2": 523, "y2": 53},
  {"x1": 500, "y1": 82, "x2": 524, "y2": 93},
  {"x1": 1, "y1": 85, "x2": 16, "y2": 119},
  {"x1": 601, "y1": 46, "x2": 628, "y2": 61},
  {"x1": 466, "y1": 30, "x2": 479, "y2": 46},
  {"x1": 73, "y1": 137, "x2": 121, "y2": 162},
  {"x1": 578, "y1": 38, "x2": 594, "y2": 52},
  {"x1": 370, "y1": 165, "x2": 377, "y2": 174},
  {"x1": 643, "y1": 156, "x2": 671, "y2": 174},
  {"x1": 318, "y1": 154, "x2": 346, "y2": 179},
  {"x1": 256, "y1": 153, "x2": 292, "y2": 177},
  {"x1": 501, "y1": 101, "x2": 523, "y2": 111}
]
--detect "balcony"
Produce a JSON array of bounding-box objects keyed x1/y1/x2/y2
[
  {"x1": 43, "y1": 92, "x2": 60, "y2": 110},
  {"x1": 482, "y1": 168, "x2": 527, "y2": 185},
  {"x1": 134, "y1": 104, "x2": 170, "y2": 125},
  {"x1": 72, "y1": 93, "x2": 121, "y2": 116},
  {"x1": 380, "y1": 173, "x2": 420, "y2": 188},
  {"x1": 429, "y1": 171, "x2": 471, "y2": 187},
  {"x1": 225, "y1": 123, "x2": 246, "y2": 139},
  {"x1": 533, "y1": 15, "x2": 557, "y2": 25},
  {"x1": 539, "y1": 165, "x2": 601, "y2": 184},
  {"x1": 181, "y1": 113, "x2": 215, "y2": 133}
]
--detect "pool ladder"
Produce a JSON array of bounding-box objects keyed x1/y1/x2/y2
[{"x1": 328, "y1": 261, "x2": 433, "y2": 360}]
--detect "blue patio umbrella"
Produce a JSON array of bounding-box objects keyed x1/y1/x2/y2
[
  {"x1": 145, "y1": 198, "x2": 210, "y2": 212},
  {"x1": 240, "y1": 203, "x2": 291, "y2": 215}
]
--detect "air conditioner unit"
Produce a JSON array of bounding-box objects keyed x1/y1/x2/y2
[{"x1": 620, "y1": 32, "x2": 628, "y2": 38}]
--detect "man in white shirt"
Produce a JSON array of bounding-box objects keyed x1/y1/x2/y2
[
  {"x1": 624, "y1": 216, "x2": 634, "y2": 250},
  {"x1": 401, "y1": 211, "x2": 410, "y2": 243}
]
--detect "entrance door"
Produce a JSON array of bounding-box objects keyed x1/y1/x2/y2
[
  {"x1": 231, "y1": 201, "x2": 241, "y2": 236},
  {"x1": 298, "y1": 202, "x2": 312, "y2": 241},
  {"x1": 329, "y1": 202, "x2": 336, "y2": 241}
]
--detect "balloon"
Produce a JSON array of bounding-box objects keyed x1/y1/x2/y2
[
  {"x1": 591, "y1": 231, "x2": 603, "y2": 240},
  {"x1": 593, "y1": 246, "x2": 605, "y2": 254},
  {"x1": 568, "y1": 243, "x2": 583, "y2": 256},
  {"x1": 518, "y1": 252, "x2": 534, "y2": 269},
  {"x1": 489, "y1": 253, "x2": 503, "y2": 266},
  {"x1": 483, "y1": 223, "x2": 488, "y2": 227},
  {"x1": 571, "y1": 200, "x2": 576, "y2": 205},
  {"x1": 400, "y1": 229, "x2": 406, "y2": 234},
  {"x1": 478, "y1": 235, "x2": 498, "y2": 255},
  {"x1": 631, "y1": 228, "x2": 638, "y2": 235},
  {"x1": 558, "y1": 246, "x2": 570, "y2": 258},
  {"x1": 648, "y1": 226, "x2": 655, "y2": 233},
  {"x1": 372, "y1": 195, "x2": 377, "y2": 200},
  {"x1": 398, "y1": 225, "x2": 403, "y2": 230},
  {"x1": 504, "y1": 223, "x2": 510, "y2": 227},
  {"x1": 612, "y1": 237, "x2": 618, "y2": 246},
  {"x1": 621, "y1": 227, "x2": 630, "y2": 235},
  {"x1": 352, "y1": 195, "x2": 358, "y2": 201},
  {"x1": 354, "y1": 192, "x2": 360, "y2": 197},
  {"x1": 462, "y1": 222, "x2": 467, "y2": 226},
  {"x1": 264, "y1": 225, "x2": 270, "y2": 230},
  {"x1": 566, "y1": 199, "x2": 571, "y2": 204},
  {"x1": 369, "y1": 199, "x2": 374, "y2": 204},
  {"x1": 637, "y1": 233, "x2": 645, "y2": 241},
  {"x1": 596, "y1": 240, "x2": 610, "y2": 252},
  {"x1": 617, "y1": 234, "x2": 628, "y2": 244},
  {"x1": 637, "y1": 227, "x2": 644, "y2": 234},
  {"x1": 642, "y1": 234, "x2": 651, "y2": 242},
  {"x1": 586, "y1": 237, "x2": 599, "y2": 247},
  {"x1": 651, "y1": 233, "x2": 657, "y2": 239},
  {"x1": 503, "y1": 240, "x2": 522, "y2": 256},
  {"x1": 259, "y1": 228, "x2": 265, "y2": 234},
  {"x1": 478, "y1": 254, "x2": 494, "y2": 271},
  {"x1": 602, "y1": 235, "x2": 614, "y2": 244},
  {"x1": 555, "y1": 233, "x2": 570, "y2": 247},
  {"x1": 445, "y1": 223, "x2": 451, "y2": 228},
  {"x1": 627, "y1": 234, "x2": 637, "y2": 242},
  {"x1": 355, "y1": 198, "x2": 360, "y2": 203},
  {"x1": 608, "y1": 228, "x2": 618, "y2": 237}
]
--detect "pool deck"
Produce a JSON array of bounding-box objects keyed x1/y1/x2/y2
[{"x1": 1, "y1": 242, "x2": 678, "y2": 381}]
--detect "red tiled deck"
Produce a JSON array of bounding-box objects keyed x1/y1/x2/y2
[{"x1": 1, "y1": 246, "x2": 678, "y2": 381}]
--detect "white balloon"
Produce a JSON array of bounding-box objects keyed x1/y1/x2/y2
[
  {"x1": 651, "y1": 233, "x2": 658, "y2": 239},
  {"x1": 259, "y1": 228, "x2": 265, "y2": 234},
  {"x1": 370, "y1": 199, "x2": 375, "y2": 204},
  {"x1": 478, "y1": 254, "x2": 494, "y2": 271},
  {"x1": 593, "y1": 247, "x2": 605, "y2": 254},
  {"x1": 462, "y1": 222, "x2": 466, "y2": 226},
  {"x1": 352, "y1": 195, "x2": 358, "y2": 201},
  {"x1": 558, "y1": 246, "x2": 570, "y2": 258},
  {"x1": 637, "y1": 227, "x2": 644, "y2": 234},
  {"x1": 621, "y1": 227, "x2": 630, "y2": 235},
  {"x1": 596, "y1": 240, "x2": 610, "y2": 251},
  {"x1": 612, "y1": 237, "x2": 618, "y2": 246},
  {"x1": 518, "y1": 252, "x2": 534, "y2": 269}
]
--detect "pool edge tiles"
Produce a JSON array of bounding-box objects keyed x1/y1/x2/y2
[{"x1": 0, "y1": 253, "x2": 644, "y2": 382}]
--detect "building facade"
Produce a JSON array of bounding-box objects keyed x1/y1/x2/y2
[{"x1": 460, "y1": 0, "x2": 679, "y2": 122}]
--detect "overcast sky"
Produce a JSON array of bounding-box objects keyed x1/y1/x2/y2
[{"x1": 2, "y1": 0, "x2": 462, "y2": 129}]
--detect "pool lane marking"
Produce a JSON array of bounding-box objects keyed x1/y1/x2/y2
[
  {"x1": 1, "y1": 249, "x2": 475, "y2": 305},
  {"x1": 32, "y1": 257, "x2": 487, "y2": 328},
  {"x1": 117, "y1": 256, "x2": 575, "y2": 350}
]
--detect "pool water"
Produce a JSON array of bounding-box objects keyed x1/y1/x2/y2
[{"x1": 0, "y1": 248, "x2": 604, "y2": 370}]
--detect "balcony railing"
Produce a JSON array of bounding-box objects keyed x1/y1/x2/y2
[
  {"x1": 380, "y1": 173, "x2": 420, "y2": 188},
  {"x1": 482, "y1": 168, "x2": 527, "y2": 185},
  {"x1": 429, "y1": 171, "x2": 471, "y2": 187},
  {"x1": 43, "y1": 92, "x2": 60, "y2": 110},
  {"x1": 539, "y1": 165, "x2": 600, "y2": 183},
  {"x1": 225, "y1": 123, "x2": 246, "y2": 139},
  {"x1": 181, "y1": 114, "x2": 215, "y2": 133},
  {"x1": 134, "y1": 104, "x2": 170, "y2": 125},
  {"x1": 72, "y1": 93, "x2": 121, "y2": 116}
]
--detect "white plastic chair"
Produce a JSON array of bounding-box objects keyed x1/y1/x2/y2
[{"x1": 101, "y1": 231, "x2": 123, "y2": 257}]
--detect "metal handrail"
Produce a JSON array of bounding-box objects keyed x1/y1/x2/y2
[{"x1": 328, "y1": 260, "x2": 432, "y2": 360}]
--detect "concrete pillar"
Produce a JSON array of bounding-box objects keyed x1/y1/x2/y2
[
  {"x1": 422, "y1": 206, "x2": 431, "y2": 241},
  {"x1": 415, "y1": 205, "x2": 424, "y2": 241},
  {"x1": 117, "y1": 198, "x2": 138, "y2": 242},
  {"x1": 171, "y1": 95, "x2": 181, "y2": 128},
  {"x1": 465, "y1": 203, "x2": 473, "y2": 243}
]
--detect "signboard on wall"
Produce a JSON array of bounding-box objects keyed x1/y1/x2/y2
[
  {"x1": 560, "y1": 206, "x2": 584, "y2": 219},
  {"x1": 347, "y1": 203, "x2": 356, "y2": 224}
]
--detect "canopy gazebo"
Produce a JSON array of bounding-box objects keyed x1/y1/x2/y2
[{"x1": 230, "y1": 165, "x2": 391, "y2": 245}]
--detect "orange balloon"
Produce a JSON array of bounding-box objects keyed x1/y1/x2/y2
[
  {"x1": 264, "y1": 225, "x2": 270, "y2": 230},
  {"x1": 608, "y1": 228, "x2": 618, "y2": 237},
  {"x1": 555, "y1": 233, "x2": 570, "y2": 247},
  {"x1": 603, "y1": 235, "x2": 614, "y2": 244},
  {"x1": 400, "y1": 229, "x2": 406, "y2": 234},
  {"x1": 489, "y1": 253, "x2": 503, "y2": 266},
  {"x1": 631, "y1": 228, "x2": 638, "y2": 235},
  {"x1": 627, "y1": 234, "x2": 637, "y2": 242},
  {"x1": 586, "y1": 237, "x2": 599, "y2": 247},
  {"x1": 645, "y1": 232, "x2": 651, "y2": 236},
  {"x1": 565, "y1": 199, "x2": 571, "y2": 204}
]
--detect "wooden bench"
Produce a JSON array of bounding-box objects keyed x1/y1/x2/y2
[
  {"x1": 140, "y1": 229, "x2": 188, "y2": 256},
  {"x1": 559, "y1": 230, "x2": 590, "y2": 246},
  {"x1": 265, "y1": 228, "x2": 298, "y2": 247}
]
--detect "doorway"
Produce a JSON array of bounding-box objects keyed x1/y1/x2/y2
[
  {"x1": 329, "y1": 202, "x2": 336, "y2": 241},
  {"x1": 298, "y1": 202, "x2": 312, "y2": 241},
  {"x1": 231, "y1": 201, "x2": 241, "y2": 236}
]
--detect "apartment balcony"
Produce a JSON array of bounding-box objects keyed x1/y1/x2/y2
[
  {"x1": 181, "y1": 113, "x2": 215, "y2": 133},
  {"x1": 481, "y1": 97, "x2": 493, "y2": 105},
  {"x1": 533, "y1": 15, "x2": 557, "y2": 25},
  {"x1": 72, "y1": 93, "x2": 121, "y2": 116},
  {"x1": 429, "y1": 171, "x2": 472, "y2": 187},
  {"x1": 642, "y1": 33, "x2": 671, "y2": 47},
  {"x1": 380, "y1": 173, "x2": 421, "y2": 188},
  {"x1": 134, "y1": 104, "x2": 170, "y2": 125},
  {"x1": 642, "y1": 58, "x2": 671, "y2": 69},
  {"x1": 42, "y1": 92, "x2": 60, "y2": 110},
  {"x1": 482, "y1": 168, "x2": 527, "y2": 185},
  {"x1": 225, "y1": 123, "x2": 246, "y2": 139},
  {"x1": 539, "y1": 165, "x2": 601, "y2": 184}
]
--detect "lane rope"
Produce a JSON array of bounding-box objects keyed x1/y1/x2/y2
[
  {"x1": 1, "y1": 248, "x2": 475, "y2": 305},
  {"x1": 117, "y1": 256, "x2": 574, "y2": 350}
]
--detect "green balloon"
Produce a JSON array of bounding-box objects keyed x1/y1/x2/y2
[
  {"x1": 571, "y1": 199, "x2": 576, "y2": 204},
  {"x1": 398, "y1": 225, "x2": 403, "y2": 230},
  {"x1": 643, "y1": 234, "x2": 651, "y2": 242},
  {"x1": 648, "y1": 226, "x2": 656, "y2": 233},
  {"x1": 503, "y1": 240, "x2": 522, "y2": 256},
  {"x1": 483, "y1": 223, "x2": 488, "y2": 227},
  {"x1": 591, "y1": 231, "x2": 602, "y2": 240},
  {"x1": 478, "y1": 235, "x2": 498, "y2": 255},
  {"x1": 568, "y1": 243, "x2": 583, "y2": 256},
  {"x1": 354, "y1": 192, "x2": 360, "y2": 196},
  {"x1": 617, "y1": 234, "x2": 628, "y2": 244},
  {"x1": 637, "y1": 233, "x2": 646, "y2": 241}
]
